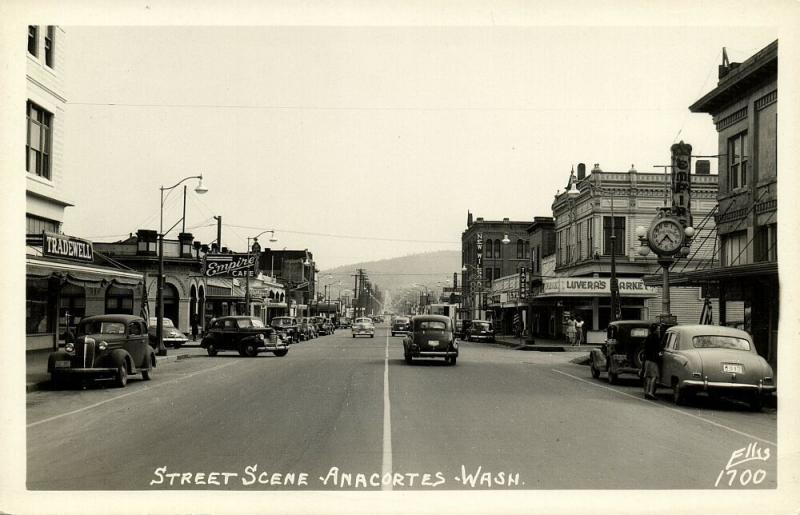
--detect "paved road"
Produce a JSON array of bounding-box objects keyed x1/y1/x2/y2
[{"x1": 27, "y1": 326, "x2": 777, "y2": 490}]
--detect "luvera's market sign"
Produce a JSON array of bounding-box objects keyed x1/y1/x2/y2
[
  {"x1": 204, "y1": 253, "x2": 257, "y2": 278},
  {"x1": 540, "y1": 277, "x2": 657, "y2": 297},
  {"x1": 42, "y1": 232, "x2": 94, "y2": 262}
]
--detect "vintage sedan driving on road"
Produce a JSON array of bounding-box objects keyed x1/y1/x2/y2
[
  {"x1": 148, "y1": 317, "x2": 188, "y2": 349},
  {"x1": 403, "y1": 315, "x2": 458, "y2": 365},
  {"x1": 391, "y1": 316, "x2": 411, "y2": 336},
  {"x1": 270, "y1": 316, "x2": 299, "y2": 343},
  {"x1": 656, "y1": 325, "x2": 775, "y2": 410},
  {"x1": 47, "y1": 314, "x2": 156, "y2": 388},
  {"x1": 465, "y1": 320, "x2": 495, "y2": 342},
  {"x1": 352, "y1": 317, "x2": 375, "y2": 338},
  {"x1": 202, "y1": 316, "x2": 288, "y2": 357}
]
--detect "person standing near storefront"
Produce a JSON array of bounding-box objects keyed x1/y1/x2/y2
[
  {"x1": 191, "y1": 313, "x2": 199, "y2": 341},
  {"x1": 566, "y1": 315, "x2": 577, "y2": 345},
  {"x1": 575, "y1": 316, "x2": 584, "y2": 346}
]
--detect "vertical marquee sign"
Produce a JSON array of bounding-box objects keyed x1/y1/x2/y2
[{"x1": 519, "y1": 267, "x2": 528, "y2": 300}]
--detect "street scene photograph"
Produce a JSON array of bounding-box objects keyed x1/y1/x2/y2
[{"x1": 3, "y1": 2, "x2": 800, "y2": 514}]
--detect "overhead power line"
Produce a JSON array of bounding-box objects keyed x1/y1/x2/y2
[{"x1": 224, "y1": 223, "x2": 459, "y2": 244}]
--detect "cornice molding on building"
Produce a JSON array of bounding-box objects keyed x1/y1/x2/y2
[{"x1": 26, "y1": 75, "x2": 67, "y2": 103}]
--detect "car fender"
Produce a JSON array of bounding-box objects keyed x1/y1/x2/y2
[
  {"x1": 109, "y1": 348, "x2": 132, "y2": 371},
  {"x1": 590, "y1": 348, "x2": 606, "y2": 369},
  {"x1": 200, "y1": 335, "x2": 215, "y2": 349},
  {"x1": 47, "y1": 351, "x2": 70, "y2": 372}
]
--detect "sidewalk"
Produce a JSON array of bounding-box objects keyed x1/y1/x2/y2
[{"x1": 490, "y1": 333, "x2": 600, "y2": 353}]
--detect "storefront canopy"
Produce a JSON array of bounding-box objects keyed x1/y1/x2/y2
[
  {"x1": 26, "y1": 256, "x2": 143, "y2": 288},
  {"x1": 536, "y1": 277, "x2": 658, "y2": 298}
]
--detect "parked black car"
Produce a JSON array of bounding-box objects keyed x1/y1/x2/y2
[
  {"x1": 202, "y1": 316, "x2": 288, "y2": 357},
  {"x1": 403, "y1": 315, "x2": 458, "y2": 365},
  {"x1": 48, "y1": 314, "x2": 156, "y2": 388},
  {"x1": 270, "y1": 316, "x2": 300, "y2": 343},
  {"x1": 148, "y1": 317, "x2": 188, "y2": 349},
  {"x1": 590, "y1": 320, "x2": 674, "y2": 384}
]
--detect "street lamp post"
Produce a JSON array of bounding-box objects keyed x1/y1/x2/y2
[{"x1": 157, "y1": 174, "x2": 208, "y2": 356}]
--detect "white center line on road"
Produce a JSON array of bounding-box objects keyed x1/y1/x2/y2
[
  {"x1": 27, "y1": 360, "x2": 239, "y2": 429},
  {"x1": 552, "y1": 369, "x2": 777, "y2": 447},
  {"x1": 382, "y1": 329, "x2": 393, "y2": 491}
]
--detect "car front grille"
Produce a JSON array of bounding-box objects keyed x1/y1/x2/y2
[{"x1": 77, "y1": 338, "x2": 96, "y2": 369}]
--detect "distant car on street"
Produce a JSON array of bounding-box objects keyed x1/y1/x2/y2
[
  {"x1": 148, "y1": 317, "x2": 188, "y2": 349},
  {"x1": 352, "y1": 317, "x2": 375, "y2": 338},
  {"x1": 391, "y1": 316, "x2": 411, "y2": 336},
  {"x1": 403, "y1": 315, "x2": 458, "y2": 365},
  {"x1": 338, "y1": 318, "x2": 352, "y2": 329},
  {"x1": 202, "y1": 316, "x2": 288, "y2": 357},
  {"x1": 655, "y1": 325, "x2": 775, "y2": 410},
  {"x1": 298, "y1": 317, "x2": 317, "y2": 340},
  {"x1": 48, "y1": 314, "x2": 156, "y2": 388},
  {"x1": 590, "y1": 320, "x2": 656, "y2": 384},
  {"x1": 270, "y1": 316, "x2": 300, "y2": 343},
  {"x1": 465, "y1": 320, "x2": 495, "y2": 342}
]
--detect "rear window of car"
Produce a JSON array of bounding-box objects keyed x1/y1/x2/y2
[
  {"x1": 630, "y1": 328, "x2": 649, "y2": 338},
  {"x1": 238, "y1": 318, "x2": 265, "y2": 328},
  {"x1": 417, "y1": 321, "x2": 448, "y2": 330},
  {"x1": 395, "y1": 318, "x2": 409, "y2": 323},
  {"x1": 692, "y1": 335, "x2": 751, "y2": 351},
  {"x1": 80, "y1": 321, "x2": 126, "y2": 335}
]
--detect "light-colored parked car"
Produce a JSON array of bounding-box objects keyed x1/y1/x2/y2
[
  {"x1": 148, "y1": 317, "x2": 188, "y2": 349},
  {"x1": 656, "y1": 325, "x2": 775, "y2": 410},
  {"x1": 352, "y1": 317, "x2": 375, "y2": 338}
]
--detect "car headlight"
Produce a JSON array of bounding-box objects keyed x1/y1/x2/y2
[
  {"x1": 65, "y1": 342, "x2": 75, "y2": 353},
  {"x1": 258, "y1": 333, "x2": 264, "y2": 340},
  {"x1": 98, "y1": 341, "x2": 108, "y2": 351},
  {"x1": 453, "y1": 341, "x2": 458, "y2": 349}
]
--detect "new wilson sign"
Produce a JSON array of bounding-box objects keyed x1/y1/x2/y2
[
  {"x1": 204, "y1": 253, "x2": 257, "y2": 278},
  {"x1": 540, "y1": 278, "x2": 657, "y2": 297},
  {"x1": 42, "y1": 232, "x2": 94, "y2": 262}
]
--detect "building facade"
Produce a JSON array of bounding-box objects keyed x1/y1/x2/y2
[
  {"x1": 539, "y1": 163, "x2": 721, "y2": 342},
  {"x1": 25, "y1": 27, "x2": 146, "y2": 352},
  {"x1": 684, "y1": 40, "x2": 779, "y2": 366},
  {"x1": 259, "y1": 249, "x2": 317, "y2": 317},
  {"x1": 461, "y1": 212, "x2": 531, "y2": 320}
]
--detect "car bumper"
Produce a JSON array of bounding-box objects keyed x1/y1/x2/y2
[
  {"x1": 49, "y1": 366, "x2": 117, "y2": 375},
  {"x1": 681, "y1": 379, "x2": 777, "y2": 395},
  {"x1": 352, "y1": 331, "x2": 375, "y2": 336},
  {"x1": 469, "y1": 335, "x2": 494, "y2": 341},
  {"x1": 413, "y1": 350, "x2": 458, "y2": 358}
]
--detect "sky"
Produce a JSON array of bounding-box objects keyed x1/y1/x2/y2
[{"x1": 55, "y1": 25, "x2": 776, "y2": 270}]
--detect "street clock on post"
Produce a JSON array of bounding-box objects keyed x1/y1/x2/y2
[{"x1": 647, "y1": 216, "x2": 685, "y2": 256}]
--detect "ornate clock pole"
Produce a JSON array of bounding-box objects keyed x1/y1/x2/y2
[{"x1": 636, "y1": 141, "x2": 696, "y2": 325}]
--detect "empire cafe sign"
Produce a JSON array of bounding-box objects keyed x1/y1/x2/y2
[{"x1": 204, "y1": 253, "x2": 258, "y2": 278}]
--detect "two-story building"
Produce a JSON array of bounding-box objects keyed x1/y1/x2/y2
[
  {"x1": 676, "y1": 40, "x2": 779, "y2": 366},
  {"x1": 259, "y1": 248, "x2": 317, "y2": 317}
]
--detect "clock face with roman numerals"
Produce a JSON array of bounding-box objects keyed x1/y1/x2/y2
[{"x1": 648, "y1": 218, "x2": 685, "y2": 255}]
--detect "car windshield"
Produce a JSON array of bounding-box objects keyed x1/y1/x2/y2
[
  {"x1": 395, "y1": 318, "x2": 409, "y2": 323},
  {"x1": 417, "y1": 321, "x2": 448, "y2": 330},
  {"x1": 80, "y1": 321, "x2": 126, "y2": 335},
  {"x1": 692, "y1": 335, "x2": 751, "y2": 351},
  {"x1": 473, "y1": 322, "x2": 490, "y2": 330},
  {"x1": 272, "y1": 318, "x2": 291, "y2": 326},
  {"x1": 238, "y1": 318, "x2": 265, "y2": 328},
  {"x1": 356, "y1": 318, "x2": 372, "y2": 324}
]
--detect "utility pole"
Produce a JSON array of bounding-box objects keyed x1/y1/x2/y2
[{"x1": 213, "y1": 215, "x2": 222, "y2": 249}]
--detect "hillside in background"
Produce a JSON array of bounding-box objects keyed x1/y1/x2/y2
[{"x1": 321, "y1": 250, "x2": 461, "y2": 308}]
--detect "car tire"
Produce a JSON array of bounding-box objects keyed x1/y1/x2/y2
[
  {"x1": 448, "y1": 356, "x2": 457, "y2": 366},
  {"x1": 141, "y1": 367, "x2": 152, "y2": 381},
  {"x1": 50, "y1": 372, "x2": 66, "y2": 390},
  {"x1": 590, "y1": 362, "x2": 600, "y2": 379},
  {"x1": 243, "y1": 342, "x2": 258, "y2": 357},
  {"x1": 608, "y1": 370, "x2": 618, "y2": 385},
  {"x1": 370, "y1": 334, "x2": 374, "y2": 338},
  {"x1": 352, "y1": 335, "x2": 356, "y2": 338},
  {"x1": 633, "y1": 344, "x2": 646, "y2": 369},
  {"x1": 748, "y1": 396, "x2": 763, "y2": 412},
  {"x1": 115, "y1": 362, "x2": 128, "y2": 388},
  {"x1": 207, "y1": 342, "x2": 218, "y2": 357},
  {"x1": 274, "y1": 349, "x2": 288, "y2": 357},
  {"x1": 405, "y1": 354, "x2": 412, "y2": 364}
]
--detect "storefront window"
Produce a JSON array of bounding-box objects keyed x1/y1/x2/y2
[
  {"x1": 105, "y1": 285, "x2": 134, "y2": 314},
  {"x1": 59, "y1": 283, "x2": 86, "y2": 335},
  {"x1": 26, "y1": 279, "x2": 51, "y2": 334}
]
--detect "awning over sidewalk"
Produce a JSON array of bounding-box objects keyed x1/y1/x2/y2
[
  {"x1": 642, "y1": 262, "x2": 778, "y2": 287},
  {"x1": 26, "y1": 256, "x2": 144, "y2": 287}
]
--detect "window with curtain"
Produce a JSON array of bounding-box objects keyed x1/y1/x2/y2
[
  {"x1": 728, "y1": 131, "x2": 748, "y2": 190},
  {"x1": 485, "y1": 239, "x2": 493, "y2": 259},
  {"x1": 494, "y1": 240, "x2": 501, "y2": 260},
  {"x1": 26, "y1": 101, "x2": 52, "y2": 179},
  {"x1": 603, "y1": 217, "x2": 625, "y2": 256}
]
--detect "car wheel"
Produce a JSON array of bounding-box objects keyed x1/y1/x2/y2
[
  {"x1": 449, "y1": 356, "x2": 457, "y2": 366},
  {"x1": 748, "y1": 395, "x2": 763, "y2": 412},
  {"x1": 173, "y1": 342, "x2": 183, "y2": 349},
  {"x1": 352, "y1": 335, "x2": 356, "y2": 338},
  {"x1": 633, "y1": 344, "x2": 646, "y2": 369},
  {"x1": 274, "y1": 349, "x2": 288, "y2": 357},
  {"x1": 370, "y1": 334, "x2": 374, "y2": 338},
  {"x1": 207, "y1": 342, "x2": 218, "y2": 357},
  {"x1": 405, "y1": 354, "x2": 412, "y2": 364},
  {"x1": 608, "y1": 370, "x2": 618, "y2": 385},
  {"x1": 672, "y1": 381, "x2": 686, "y2": 405},
  {"x1": 243, "y1": 342, "x2": 258, "y2": 357},
  {"x1": 50, "y1": 372, "x2": 67, "y2": 390},
  {"x1": 115, "y1": 362, "x2": 128, "y2": 388},
  {"x1": 141, "y1": 367, "x2": 152, "y2": 380},
  {"x1": 590, "y1": 362, "x2": 600, "y2": 379}
]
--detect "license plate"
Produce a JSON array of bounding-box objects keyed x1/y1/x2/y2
[
  {"x1": 723, "y1": 363, "x2": 743, "y2": 373},
  {"x1": 428, "y1": 340, "x2": 439, "y2": 347},
  {"x1": 55, "y1": 360, "x2": 71, "y2": 368}
]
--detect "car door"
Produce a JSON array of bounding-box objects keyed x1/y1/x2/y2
[
  {"x1": 127, "y1": 320, "x2": 148, "y2": 367},
  {"x1": 658, "y1": 332, "x2": 678, "y2": 386},
  {"x1": 223, "y1": 319, "x2": 237, "y2": 348}
]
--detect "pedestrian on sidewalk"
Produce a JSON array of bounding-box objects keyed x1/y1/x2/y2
[
  {"x1": 642, "y1": 323, "x2": 662, "y2": 400},
  {"x1": 566, "y1": 315, "x2": 576, "y2": 346},
  {"x1": 191, "y1": 313, "x2": 199, "y2": 341},
  {"x1": 575, "y1": 317, "x2": 584, "y2": 346}
]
